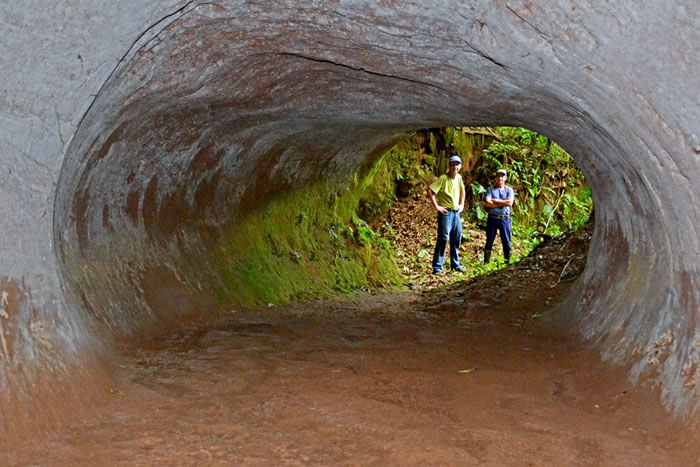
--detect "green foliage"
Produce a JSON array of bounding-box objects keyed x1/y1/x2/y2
[
  {"x1": 510, "y1": 223, "x2": 544, "y2": 261},
  {"x1": 472, "y1": 204, "x2": 488, "y2": 225},
  {"x1": 458, "y1": 250, "x2": 511, "y2": 276},
  {"x1": 364, "y1": 126, "x2": 593, "y2": 281},
  {"x1": 466, "y1": 126, "x2": 592, "y2": 242},
  {"x1": 470, "y1": 181, "x2": 486, "y2": 197},
  {"x1": 562, "y1": 187, "x2": 593, "y2": 230}
]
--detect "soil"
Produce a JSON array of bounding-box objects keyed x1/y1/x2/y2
[{"x1": 4, "y1": 197, "x2": 699, "y2": 465}]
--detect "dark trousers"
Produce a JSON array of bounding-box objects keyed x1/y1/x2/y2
[
  {"x1": 484, "y1": 216, "x2": 511, "y2": 262},
  {"x1": 432, "y1": 210, "x2": 462, "y2": 272}
]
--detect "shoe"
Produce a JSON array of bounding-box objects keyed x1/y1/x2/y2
[
  {"x1": 432, "y1": 270, "x2": 442, "y2": 275},
  {"x1": 453, "y1": 267, "x2": 464, "y2": 273}
]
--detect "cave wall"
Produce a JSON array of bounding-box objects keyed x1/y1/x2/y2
[{"x1": 1, "y1": 0, "x2": 698, "y2": 437}]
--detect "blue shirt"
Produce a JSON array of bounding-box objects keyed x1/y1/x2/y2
[{"x1": 486, "y1": 185, "x2": 514, "y2": 217}]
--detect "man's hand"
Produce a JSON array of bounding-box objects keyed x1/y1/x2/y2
[
  {"x1": 427, "y1": 187, "x2": 448, "y2": 214},
  {"x1": 457, "y1": 204, "x2": 464, "y2": 214}
]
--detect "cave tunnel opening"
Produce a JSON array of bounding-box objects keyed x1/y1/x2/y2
[
  {"x1": 353, "y1": 126, "x2": 594, "y2": 284},
  {"x1": 46, "y1": 3, "x2": 697, "y2": 444}
]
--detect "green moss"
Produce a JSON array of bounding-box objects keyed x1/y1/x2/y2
[{"x1": 212, "y1": 175, "x2": 403, "y2": 307}]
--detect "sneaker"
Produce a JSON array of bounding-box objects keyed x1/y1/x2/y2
[
  {"x1": 453, "y1": 267, "x2": 464, "y2": 273},
  {"x1": 432, "y1": 269, "x2": 442, "y2": 275}
]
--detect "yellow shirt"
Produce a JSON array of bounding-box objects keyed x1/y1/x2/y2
[{"x1": 429, "y1": 174, "x2": 465, "y2": 210}]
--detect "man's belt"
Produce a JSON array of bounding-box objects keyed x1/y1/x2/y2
[{"x1": 488, "y1": 214, "x2": 510, "y2": 219}]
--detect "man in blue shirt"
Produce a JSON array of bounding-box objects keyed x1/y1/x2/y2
[
  {"x1": 484, "y1": 168, "x2": 515, "y2": 264},
  {"x1": 427, "y1": 155, "x2": 465, "y2": 274}
]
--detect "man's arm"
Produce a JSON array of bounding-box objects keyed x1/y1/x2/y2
[
  {"x1": 485, "y1": 196, "x2": 511, "y2": 208},
  {"x1": 487, "y1": 197, "x2": 513, "y2": 208},
  {"x1": 500, "y1": 187, "x2": 514, "y2": 207},
  {"x1": 458, "y1": 182, "x2": 465, "y2": 213},
  {"x1": 427, "y1": 186, "x2": 448, "y2": 214},
  {"x1": 485, "y1": 190, "x2": 514, "y2": 208}
]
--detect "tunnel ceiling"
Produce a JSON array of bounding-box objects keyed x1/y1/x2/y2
[{"x1": 0, "y1": 0, "x2": 698, "y2": 440}]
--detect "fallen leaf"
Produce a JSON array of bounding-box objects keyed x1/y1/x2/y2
[{"x1": 458, "y1": 368, "x2": 476, "y2": 374}]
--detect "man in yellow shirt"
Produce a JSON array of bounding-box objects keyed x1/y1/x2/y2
[{"x1": 426, "y1": 155, "x2": 466, "y2": 274}]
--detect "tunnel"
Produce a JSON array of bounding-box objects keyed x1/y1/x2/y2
[{"x1": 1, "y1": 0, "x2": 698, "y2": 445}]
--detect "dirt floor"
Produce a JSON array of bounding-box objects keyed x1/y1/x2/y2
[
  {"x1": 4, "y1": 192, "x2": 698, "y2": 466},
  {"x1": 4, "y1": 222, "x2": 699, "y2": 465}
]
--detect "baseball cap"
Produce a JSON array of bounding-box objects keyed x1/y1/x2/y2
[
  {"x1": 449, "y1": 155, "x2": 462, "y2": 164},
  {"x1": 496, "y1": 168, "x2": 507, "y2": 176}
]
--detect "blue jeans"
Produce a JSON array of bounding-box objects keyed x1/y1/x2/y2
[
  {"x1": 432, "y1": 210, "x2": 462, "y2": 272},
  {"x1": 485, "y1": 216, "x2": 511, "y2": 262}
]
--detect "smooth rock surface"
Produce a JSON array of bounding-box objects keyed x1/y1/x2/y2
[{"x1": 0, "y1": 0, "x2": 698, "y2": 438}]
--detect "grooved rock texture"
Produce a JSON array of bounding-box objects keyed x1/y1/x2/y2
[{"x1": 1, "y1": 0, "x2": 698, "y2": 437}]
